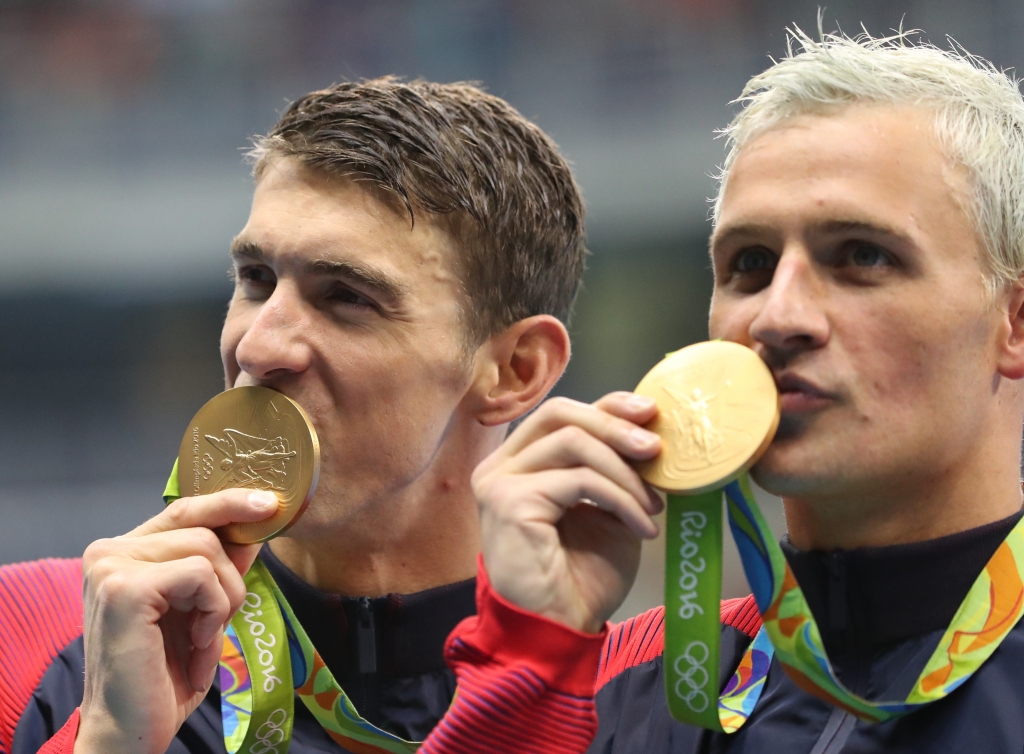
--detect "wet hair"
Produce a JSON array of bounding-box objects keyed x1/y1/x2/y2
[{"x1": 249, "y1": 77, "x2": 587, "y2": 343}]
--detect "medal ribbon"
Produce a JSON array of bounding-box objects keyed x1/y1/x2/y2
[
  {"x1": 663, "y1": 486, "x2": 774, "y2": 732},
  {"x1": 220, "y1": 560, "x2": 295, "y2": 754},
  {"x1": 164, "y1": 464, "x2": 423, "y2": 754},
  {"x1": 665, "y1": 473, "x2": 1024, "y2": 731}
]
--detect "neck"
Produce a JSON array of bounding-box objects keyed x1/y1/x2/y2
[
  {"x1": 784, "y1": 433, "x2": 1024, "y2": 552},
  {"x1": 268, "y1": 426, "x2": 502, "y2": 596},
  {"x1": 268, "y1": 485, "x2": 479, "y2": 596},
  {"x1": 268, "y1": 505, "x2": 478, "y2": 598}
]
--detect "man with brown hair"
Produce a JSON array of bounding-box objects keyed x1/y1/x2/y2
[{"x1": 0, "y1": 77, "x2": 592, "y2": 754}]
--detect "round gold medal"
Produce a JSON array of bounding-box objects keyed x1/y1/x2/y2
[
  {"x1": 178, "y1": 386, "x2": 320, "y2": 543},
  {"x1": 633, "y1": 341, "x2": 779, "y2": 494}
]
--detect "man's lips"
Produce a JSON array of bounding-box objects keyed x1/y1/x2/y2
[{"x1": 775, "y1": 373, "x2": 834, "y2": 413}]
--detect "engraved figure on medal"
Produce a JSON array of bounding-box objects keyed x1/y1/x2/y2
[
  {"x1": 202, "y1": 398, "x2": 300, "y2": 494},
  {"x1": 668, "y1": 386, "x2": 723, "y2": 461},
  {"x1": 178, "y1": 386, "x2": 321, "y2": 543},
  {"x1": 204, "y1": 429, "x2": 296, "y2": 492},
  {"x1": 633, "y1": 341, "x2": 780, "y2": 493},
  {"x1": 659, "y1": 366, "x2": 760, "y2": 476}
]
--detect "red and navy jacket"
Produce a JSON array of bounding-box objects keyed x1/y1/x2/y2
[
  {"x1": 0, "y1": 548, "x2": 608, "y2": 754},
  {"x1": 9, "y1": 512, "x2": 1021, "y2": 753},
  {"x1": 587, "y1": 510, "x2": 1024, "y2": 753}
]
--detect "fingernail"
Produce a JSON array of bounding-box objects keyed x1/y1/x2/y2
[
  {"x1": 248, "y1": 490, "x2": 278, "y2": 510},
  {"x1": 627, "y1": 394, "x2": 656, "y2": 410},
  {"x1": 630, "y1": 428, "x2": 660, "y2": 447}
]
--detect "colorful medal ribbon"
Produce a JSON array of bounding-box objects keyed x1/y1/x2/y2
[
  {"x1": 664, "y1": 472, "x2": 1024, "y2": 731},
  {"x1": 220, "y1": 560, "x2": 295, "y2": 754},
  {"x1": 164, "y1": 465, "x2": 423, "y2": 754}
]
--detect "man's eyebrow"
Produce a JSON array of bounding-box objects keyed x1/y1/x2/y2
[
  {"x1": 814, "y1": 218, "x2": 913, "y2": 243},
  {"x1": 305, "y1": 258, "x2": 407, "y2": 302},
  {"x1": 229, "y1": 239, "x2": 406, "y2": 302},
  {"x1": 710, "y1": 218, "x2": 914, "y2": 250},
  {"x1": 230, "y1": 239, "x2": 265, "y2": 262},
  {"x1": 709, "y1": 223, "x2": 777, "y2": 251}
]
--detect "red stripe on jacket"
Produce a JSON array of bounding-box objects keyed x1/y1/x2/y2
[
  {"x1": 0, "y1": 558, "x2": 84, "y2": 754},
  {"x1": 429, "y1": 558, "x2": 607, "y2": 753},
  {"x1": 2, "y1": 554, "x2": 762, "y2": 754},
  {"x1": 595, "y1": 595, "x2": 762, "y2": 693}
]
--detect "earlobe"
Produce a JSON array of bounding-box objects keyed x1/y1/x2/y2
[
  {"x1": 473, "y1": 315, "x2": 571, "y2": 427},
  {"x1": 997, "y1": 281, "x2": 1024, "y2": 381}
]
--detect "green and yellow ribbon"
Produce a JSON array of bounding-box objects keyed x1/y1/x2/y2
[
  {"x1": 165, "y1": 463, "x2": 423, "y2": 754},
  {"x1": 664, "y1": 473, "x2": 1024, "y2": 732}
]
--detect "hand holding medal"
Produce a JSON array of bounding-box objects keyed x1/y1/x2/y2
[
  {"x1": 167, "y1": 391, "x2": 422, "y2": 754},
  {"x1": 75, "y1": 390, "x2": 312, "y2": 754},
  {"x1": 632, "y1": 341, "x2": 779, "y2": 732},
  {"x1": 163, "y1": 387, "x2": 322, "y2": 753},
  {"x1": 173, "y1": 386, "x2": 321, "y2": 543},
  {"x1": 636, "y1": 342, "x2": 1024, "y2": 732}
]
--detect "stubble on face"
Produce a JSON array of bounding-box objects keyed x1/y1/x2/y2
[
  {"x1": 219, "y1": 157, "x2": 480, "y2": 539},
  {"x1": 708, "y1": 105, "x2": 1000, "y2": 507}
]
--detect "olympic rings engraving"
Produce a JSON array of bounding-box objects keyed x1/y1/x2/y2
[
  {"x1": 673, "y1": 640, "x2": 711, "y2": 712},
  {"x1": 248, "y1": 708, "x2": 288, "y2": 754}
]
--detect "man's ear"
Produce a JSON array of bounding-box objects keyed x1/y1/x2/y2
[
  {"x1": 471, "y1": 315, "x2": 570, "y2": 427},
  {"x1": 997, "y1": 281, "x2": 1024, "y2": 380}
]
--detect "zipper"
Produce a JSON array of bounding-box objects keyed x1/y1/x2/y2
[
  {"x1": 812, "y1": 553, "x2": 856, "y2": 753},
  {"x1": 827, "y1": 552, "x2": 848, "y2": 636},
  {"x1": 356, "y1": 596, "x2": 378, "y2": 675},
  {"x1": 809, "y1": 707, "x2": 856, "y2": 754}
]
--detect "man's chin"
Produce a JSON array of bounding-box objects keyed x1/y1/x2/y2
[
  {"x1": 749, "y1": 466, "x2": 815, "y2": 499},
  {"x1": 750, "y1": 440, "x2": 837, "y2": 499},
  {"x1": 772, "y1": 411, "x2": 812, "y2": 442}
]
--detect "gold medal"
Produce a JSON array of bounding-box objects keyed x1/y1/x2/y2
[
  {"x1": 178, "y1": 386, "x2": 320, "y2": 543},
  {"x1": 633, "y1": 341, "x2": 779, "y2": 494}
]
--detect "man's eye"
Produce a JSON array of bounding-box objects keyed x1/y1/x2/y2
[
  {"x1": 733, "y1": 247, "x2": 776, "y2": 273},
  {"x1": 235, "y1": 265, "x2": 275, "y2": 286},
  {"x1": 330, "y1": 286, "x2": 374, "y2": 308},
  {"x1": 848, "y1": 242, "x2": 892, "y2": 267}
]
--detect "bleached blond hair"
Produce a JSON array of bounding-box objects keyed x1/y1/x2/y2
[{"x1": 713, "y1": 27, "x2": 1024, "y2": 291}]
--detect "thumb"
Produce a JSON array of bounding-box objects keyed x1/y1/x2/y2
[{"x1": 223, "y1": 542, "x2": 265, "y2": 579}]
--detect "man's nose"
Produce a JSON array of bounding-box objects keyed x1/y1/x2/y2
[
  {"x1": 234, "y1": 286, "x2": 314, "y2": 381},
  {"x1": 749, "y1": 252, "x2": 829, "y2": 356}
]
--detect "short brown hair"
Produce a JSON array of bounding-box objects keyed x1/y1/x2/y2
[{"x1": 249, "y1": 76, "x2": 587, "y2": 343}]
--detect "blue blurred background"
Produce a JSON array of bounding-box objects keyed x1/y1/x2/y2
[{"x1": 1, "y1": 0, "x2": 1019, "y2": 617}]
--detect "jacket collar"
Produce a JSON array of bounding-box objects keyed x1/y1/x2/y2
[
  {"x1": 782, "y1": 509, "x2": 1023, "y2": 653},
  {"x1": 259, "y1": 545, "x2": 476, "y2": 683}
]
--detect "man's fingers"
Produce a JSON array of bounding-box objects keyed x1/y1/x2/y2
[
  {"x1": 91, "y1": 555, "x2": 234, "y2": 647},
  {"x1": 505, "y1": 425, "x2": 660, "y2": 514},
  {"x1": 188, "y1": 632, "x2": 224, "y2": 694},
  {"x1": 499, "y1": 395, "x2": 661, "y2": 461},
  {"x1": 125, "y1": 488, "x2": 279, "y2": 539},
  {"x1": 591, "y1": 391, "x2": 660, "y2": 422},
  {"x1": 86, "y1": 528, "x2": 250, "y2": 613},
  {"x1": 527, "y1": 468, "x2": 659, "y2": 539},
  {"x1": 160, "y1": 557, "x2": 234, "y2": 651},
  {"x1": 223, "y1": 542, "x2": 266, "y2": 581}
]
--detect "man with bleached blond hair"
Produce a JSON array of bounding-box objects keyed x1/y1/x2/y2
[{"x1": 461, "y1": 28, "x2": 1024, "y2": 752}]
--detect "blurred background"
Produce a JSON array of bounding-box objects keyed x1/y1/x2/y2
[{"x1": 1, "y1": 0, "x2": 1020, "y2": 619}]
